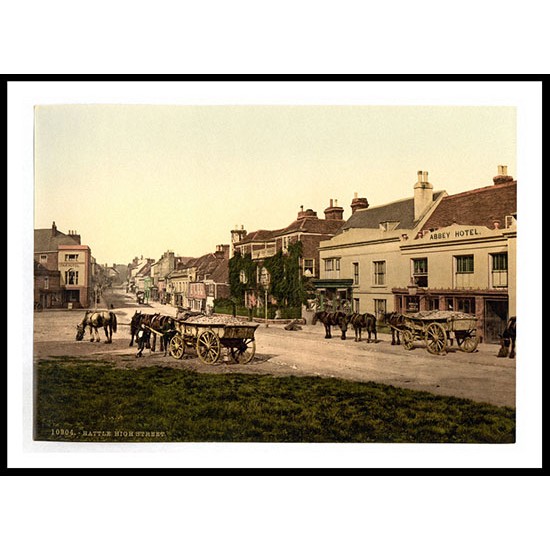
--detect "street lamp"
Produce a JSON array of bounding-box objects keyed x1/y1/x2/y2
[{"x1": 260, "y1": 267, "x2": 270, "y2": 328}]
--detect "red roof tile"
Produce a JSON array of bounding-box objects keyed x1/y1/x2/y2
[{"x1": 420, "y1": 181, "x2": 516, "y2": 231}]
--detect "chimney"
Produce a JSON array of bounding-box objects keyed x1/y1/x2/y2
[
  {"x1": 51, "y1": 221, "x2": 57, "y2": 237},
  {"x1": 414, "y1": 170, "x2": 434, "y2": 220},
  {"x1": 493, "y1": 165, "x2": 514, "y2": 185},
  {"x1": 324, "y1": 198, "x2": 344, "y2": 220},
  {"x1": 230, "y1": 226, "x2": 247, "y2": 257},
  {"x1": 350, "y1": 192, "x2": 369, "y2": 214},
  {"x1": 215, "y1": 244, "x2": 230, "y2": 259},
  {"x1": 298, "y1": 207, "x2": 317, "y2": 220}
]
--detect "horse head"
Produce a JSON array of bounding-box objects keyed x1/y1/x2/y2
[
  {"x1": 337, "y1": 312, "x2": 349, "y2": 334},
  {"x1": 75, "y1": 323, "x2": 85, "y2": 341},
  {"x1": 130, "y1": 311, "x2": 142, "y2": 334}
]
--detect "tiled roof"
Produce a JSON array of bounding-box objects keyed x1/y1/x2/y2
[
  {"x1": 238, "y1": 216, "x2": 345, "y2": 245},
  {"x1": 420, "y1": 182, "x2": 516, "y2": 231},
  {"x1": 339, "y1": 191, "x2": 445, "y2": 232},
  {"x1": 177, "y1": 252, "x2": 228, "y2": 281},
  {"x1": 34, "y1": 228, "x2": 81, "y2": 252}
]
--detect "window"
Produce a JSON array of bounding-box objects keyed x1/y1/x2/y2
[
  {"x1": 353, "y1": 298, "x2": 360, "y2": 313},
  {"x1": 412, "y1": 258, "x2": 428, "y2": 288},
  {"x1": 374, "y1": 299, "x2": 386, "y2": 321},
  {"x1": 303, "y1": 259, "x2": 315, "y2": 277},
  {"x1": 353, "y1": 262, "x2": 359, "y2": 285},
  {"x1": 324, "y1": 258, "x2": 340, "y2": 274},
  {"x1": 40, "y1": 254, "x2": 47, "y2": 264},
  {"x1": 406, "y1": 296, "x2": 419, "y2": 312},
  {"x1": 373, "y1": 261, "x2": 386, "y2": 286},
  {"x1": 282, "y1": 236, "x2": 290, "y2": 252},
  {"x1": 65, "y1": 254, "x2": 79, "y2": 261},
  {"x1": 455, "y1": 255, "x2": 474, "y2": 288},
  {"x1": 426, "y1": 297, "x2": 439, "y2": 311},
  {"x1": 457, "y1": 297, "x2": 475, "y2": 314},
  {"x1": 44, "y1": 277, "x2": 49, "y2": 290},
  {"x1": 491, "y1": 253, "x2": 508, "y2": 288},
  {"x1": 65, "y1": 270, "x2": 79, "y2": 285},
  {"x1": 456, "y1": 255, "x2": 474, "y2": 273}
]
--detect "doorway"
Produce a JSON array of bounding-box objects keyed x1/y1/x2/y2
[{"x1": 485, "y1": 299, "x2": 508, "y2": 344}]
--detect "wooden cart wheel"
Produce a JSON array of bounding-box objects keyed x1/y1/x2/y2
[
  {"x1": 425, "y1": 322, "x2": 447, "y2": 355},
  {"x1": 402, "y1": 329, "x2": 414, "y2": 350},
  {"x1": 457, "y1": 333, "x2": 479, "y2": 353},
  {"x1": 169, "y1": 334, "x2": 185, "y2": 359},
  {"x1": 196, "y1": 329, "x2": 221, "y2": 364},
  {"x1": 231, "y1": 339, "x2": 256, "y2": 364}
]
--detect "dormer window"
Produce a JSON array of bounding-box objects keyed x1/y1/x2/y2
[{"x1": 379, "y1": 221, "x2": 400, "y2": 231}]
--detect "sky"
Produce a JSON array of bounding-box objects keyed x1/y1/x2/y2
[{"x1": 33, "y1": 98, "x2": 518, "y2": 266}]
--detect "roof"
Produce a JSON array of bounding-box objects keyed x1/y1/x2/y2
[
  {"x1": 34, "y1": 228, "x2": 81, "y2": 252},
  {"x1": 420, "y1": 182, "x2": 516, "y2": 231},
  {"x1": 174, "y1": 252, "x2": 229, "y2": 282},
  {"x1": 238, "y1": 216, "x2": 345, "y2": 245},
  {"x1": 338, "y1": 191, "x2": 446, "y2": 232},
  {"x1": 34, "y1": 260, "x2": 59, "y2": 275}
]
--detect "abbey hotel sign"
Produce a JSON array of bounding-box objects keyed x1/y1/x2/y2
[
  {"x1": 429, "y1": 226, "x2": 482, "y2": 241},
  {"x1": 399, "y1": 223, "x2": 508, "y2": 250}
]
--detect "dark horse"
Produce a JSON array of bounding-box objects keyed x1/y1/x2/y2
[
  {"x1": 312, "y1": 310, "x2": 348, "y2": 340},
  {"x1": 498, "y1": 316, "x2": 516, "y2": 358},
  {"x1": 130, "y1": 311, "x2": 176, "y2": 354},
  {"x1": 346, "y1": 312, "x2": 377, "y2": 342},
  {"x1": 384, "y1": 312, "x2": 406, "y2": 345},
  {"x1": 76, "y1": 310, "x2": 117, "y2": 343}
]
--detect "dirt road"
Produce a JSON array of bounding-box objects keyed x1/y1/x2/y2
[{"x1": 33, "y1": 287, "x2": 516, "y2": 407}]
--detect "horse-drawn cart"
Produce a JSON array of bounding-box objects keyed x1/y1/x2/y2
[
  {"x1": 168, "y1": 316, "x2": 260, "y2": 365},
  {"x1": 396, "y1": 310, "x2": 479, "y2": 355}
]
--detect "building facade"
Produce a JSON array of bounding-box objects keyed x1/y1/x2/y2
[
  {"x1": 167, "y1": 245, "x2": 230, "y2": 312},
  {"x1": 34, "y1": 222, "x2": 93, "y2": 309},
  {"x1": 232, "y1": 200, "x2": 347, "y2": 311},
  {"x1": 317, "y1": 171, "x2": 446, "y2": 315}
]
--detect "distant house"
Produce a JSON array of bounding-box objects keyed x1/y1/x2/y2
[
  {"x1": 34, "y1": 222, "x2": 93, "y2": 308},
  {"x1": 167, "y1": 246, "x2": 230, "y2": 312}
]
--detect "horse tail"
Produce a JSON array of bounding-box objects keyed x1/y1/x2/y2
[{"x1": 112, "y1": 312, "x2": 118, "y2": 333}]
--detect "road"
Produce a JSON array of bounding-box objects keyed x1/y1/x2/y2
[{"x1": 33, "y1": 286, "x2": 516, "y2": 407}]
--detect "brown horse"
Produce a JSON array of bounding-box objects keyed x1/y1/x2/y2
[
  {"x1": 149, "y1": 313, "x2": 177, "y2": 353},
  {"x1": 498, "y1": 316, "x2": 516, "y2": 358},
  {"x1": 130, "y1": 311, "x2": 176, "y2": 353},
  {"x1": 76, "y1": 310, "x2": 117, "y2": 343},
  {"x1": 312, "y1": 310, "x2": 348, "y2": 340},
  {"x1": 346, "y1": 312, "x2": 377, "y2": 342},
  {"x1": 385, "y1": 312, "x2": 406, "y2": 345}
]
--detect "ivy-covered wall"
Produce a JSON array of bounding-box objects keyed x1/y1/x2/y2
[{"x1": 229, "y1": 241, "x2": 308, "y2": 311}]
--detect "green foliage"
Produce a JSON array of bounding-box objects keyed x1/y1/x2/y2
[
  {"x1": 228, "y1": 251, "x2": 257, "y2": 305},
  {"x1": 263, "y1": 241, "x2": 306, "y2": 308},
  {"x1": 35, "y1": 359, "x2": 516, "y2": 443}
]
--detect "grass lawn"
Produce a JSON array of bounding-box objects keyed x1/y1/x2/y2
[{"x1": 35, "y1": 358, "x2": 515, "y2": 443}]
